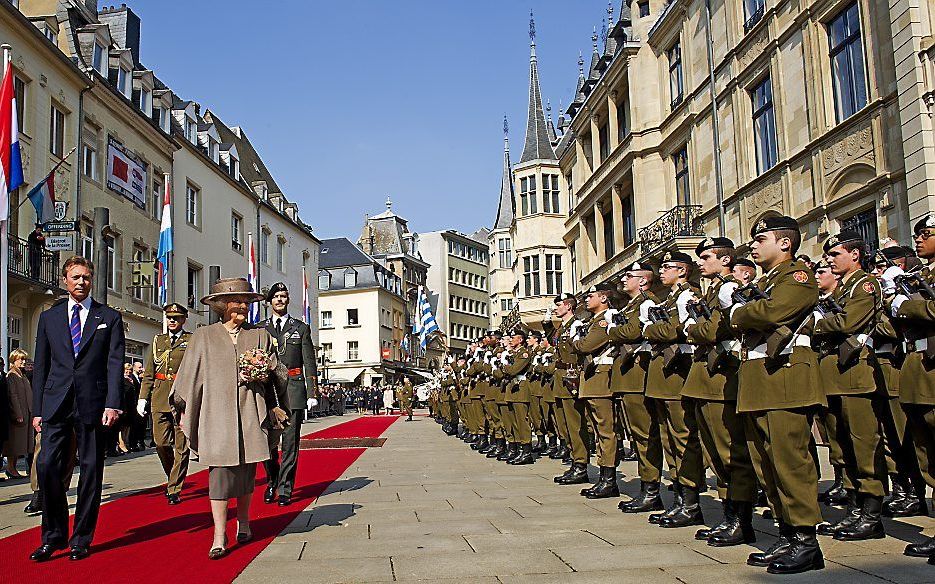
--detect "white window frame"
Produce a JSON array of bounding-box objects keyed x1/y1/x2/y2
[
  {"x1": 82, "y1": 142, "x2": 98, "y2": 180},
  {"x1": 321, "y1": 310, "x2": 333, "y2": 328},
  {"x1": 185, "y1": 183, "x2": 200, "y2": 227},
  {"x1": 49, "y1": 104, "x2": 65, "y2": 157}
]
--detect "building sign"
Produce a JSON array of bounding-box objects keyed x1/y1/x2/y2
[
  {"x1": 381, "y1": 347, "x2": 391, "y2": 360},
  {"x1": 106, "y1": 137, "x2": 147, "y2": 209},
  {"x1": 53, "y1": 201, "x2": 68, "y2": 221},
  {"x1": 45, "y1": 235, "x2": 73, "y2": 252},
  {"x1": 42, "y1": 221, "x2": 76, "y2": 232}
]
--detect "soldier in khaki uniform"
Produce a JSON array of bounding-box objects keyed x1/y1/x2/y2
[
  {"x1": 399, "y1": 377, "x2": 414, "y2": 421},
  {"x1": 812, "y1": 231, "x2": 887, "y2": 541},
  {"x1": 536, "y1": 333, "x2": 558, "y2": 455},
  {"x1": 482, "y1": 332, "x2": 508, "y2": 458},
  {"x1": 611, "y1": 262, "x2": 665, "y2": 513},
  {"x1": 729, "y1": 216, "x2": 824, "y2": 574},
  {"x1": 683, "y1": 239, "x2": 757, "y2": 546},
  {"x1": 526, "y1": 332, "x2": 547, "y2": 452},
  {"x1": 885, "y1": 215, "x2": 935, "y2": 561},
  {"x1": 570, "y1": 283, "x2": 620, "y2": 499},
  {"x1": 138, "y1": 303, "x2": 192, "y2": 505},
  {"x1": 552, "y1": 293, "x2": 591, "y2": 484},
  {"x1": 466, "y1": 344, "x2": 487, "y2": 448},
  {"x1": 643, "y1": 251, "x2": 704, "y2": 528},
  {"x1": 873, "y1": 246, "x2": 927, "y2": 517},
  {"x1": 502, "y1": 329, "x2": 534, "y2": 464}
]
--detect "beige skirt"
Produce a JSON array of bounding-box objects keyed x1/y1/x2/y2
[{"x1": 208, "y1": 463, "x2": 257, "y2": 500}]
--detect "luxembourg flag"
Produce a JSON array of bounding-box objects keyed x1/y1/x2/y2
[
  {"x1": 247, "y1": 232, "x2": 259, "y2": 323},
  {"x1": 155, "y1": 174, "x2": 172, "y2": 305},
  {"x1": 0, "y1": 53, "x2": 24, "y2": 215},
  {"x1": 26, "y1": 171, "x2": 55, "y2": 224}
]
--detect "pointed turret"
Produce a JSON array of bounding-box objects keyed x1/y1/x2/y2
[
  {"x1": 587, "y1": 27, "x2": 602, "y2": 87},
  {"x1": 568, "y1": 53, "x2": 587, "y2": 118},
  {"x1": 546, "y1": 100, "x2": 558, "y2": 144},
  {"x1": 520, "y1": 11, "x2": 557, "y2": 163},
  {"x1": 600, "y1": 2, "x2": 618, "y2": 68},
  {"x1": 493, "y1": 117, "x2": 515, "y2": 230}
]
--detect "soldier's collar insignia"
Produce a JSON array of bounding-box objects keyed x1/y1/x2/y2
[{"x1": 792, "y1": 270, "x2": 808, "y2": 283}]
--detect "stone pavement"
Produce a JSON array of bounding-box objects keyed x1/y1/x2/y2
[{"x1": 238, "y1": 412, "x2": 935, "y2": 584}]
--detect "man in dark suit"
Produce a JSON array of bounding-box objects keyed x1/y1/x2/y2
[
  {"x1": 261, "y1": 282, "x2": 318, "y2": 506},
  {"x1": 30, "y1": 256, "x2": 125, "y2": 562}
]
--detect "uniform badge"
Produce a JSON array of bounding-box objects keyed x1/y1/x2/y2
[
  {"x1": 289, "y1": 332, "x2": 300, "y2": 339},
  {"x1": 756, "y1": 219, "x2": 767, "y2": 232},
  {"x1": 271, "y1": 338, "x2": 279, "y2": 347},
  {"x1": 662, "y1": 252, "x2": 672, "y2": 262},
  {"x1": 862, "y1": 281, "x2": 875, "y2": 294},
  {"x1": 827, "y1": 235, "x2": 839, "y2": 248},
  {"x1": 792, "y1": 271, "x2": 808, "y2": 283},
  {"x1": 598, "y1": 320, "x2": 608, "y2": 328},
  {"x1": 522, "y1": 352, "x2": 529, "y2": 358}
]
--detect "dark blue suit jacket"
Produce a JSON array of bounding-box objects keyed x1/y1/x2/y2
[{"x1": 32, "y1": 298, "x2": 126, "y2": 424}]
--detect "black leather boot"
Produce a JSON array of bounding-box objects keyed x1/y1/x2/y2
[
  {"x1": 543, "y1": 435, "x2": 557, "y2": 456},
  {"x1": 834, "y1": 495, "x2": 885, "y2": 541},
  {"x1": 583, "y1": 466, "x2": 619, "y2": 499},
  {"x1": 472, "y1": 436, "x2": 489, "y2": 451},
  {"x1": 817, "y1": 490, "x2": 860, "y2": 536},
  {"x1": 532, "y1": 435, "x2": 546, "y2": 453},
  {"x1": 907, "y1": 535, "x2": 935, "y2": 557},
  {"x1": 650, "y1": 484, "x2": 683, "y2": 524},
  {"x1": 486, "y1": 438, "x2": 505, "y2": 458},
  {"x1": 498, "y1": 442, "x2": 516, "y2": 461},
  {"x1": 820, "y1": 466, "x2": 847, "y2": 505},
  {"x1": 478, "y1": 436, "x2": 495, "y2": 453},
  {"x1": 709, "y1": 500, "x2": 756, "y2": 546},
  {"x1": 696, "y1": 500, "x2": 731, "y2": 541},
  {"x1": 747, "y1": 522, "x2": 793, "y2": 567},
  {"x1": 554, "y1": 466, "x2": 574, "y2": 483},
  {"x1": 620, "y1": 481, "x2": 664, "y2": 513},
  {"x1": 660, "y1": 486, "x2": 704, "y2": 528},
  {"x1": 766, "y1": 526, "x2": 824, "y2": 574},
  {"x1": 550, "y1": 440, "x2": 567, "y2": 460},
  {"x1": 621, "y1": 445, "x2": 638, "y2": 462},
  {"x1": 556, "y1": 462, "x2": 590, "y2": 485},
  {"x1": 888, "y1": 479, "x2": 929, "y2": 517},
  {"x1": 509, "y1": 443, "x2": 535, "y2": 465}
]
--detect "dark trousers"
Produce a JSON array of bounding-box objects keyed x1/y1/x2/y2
[
  {"x1": 39, "y1": 411, "x2": 106, "y2": 547},
  {"x1": 265, "y1": 408, "x2": 305, "y2": 497}
]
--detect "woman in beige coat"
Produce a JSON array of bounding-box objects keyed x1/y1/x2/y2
[
  {"x1": 173, "y1": 278, "x2": 288, "y2": 559},
  {"x1": 5, "y1": 348, "x2": 34, "y2": 477}
]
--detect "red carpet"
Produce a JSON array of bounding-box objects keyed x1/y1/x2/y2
[{"x1": 0, "y1": 415, "x2": 399, "y2": 584}]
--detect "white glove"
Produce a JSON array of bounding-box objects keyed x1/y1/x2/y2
[
  {"x1": 569, "y1": 320, "x2": 585, "y2": 338},
  {"x1": 136, "y1": 399, "x2": 147, "y2": 418},
  {"x1": 308, "y1": 398, "x2": 318, "y2": 409},
  {"x1": 718, "y1": 282, "x2": 738, "y2": 309},
  {"x1": 676, "y1": 291, "x2": 693, "y2": 324},
  {"x1": 604, "y1": 308, "x2": 619, "y2": 329},
  {"x1": 500, "y1": 352, "x2": 509, "y2": 365},
  {"x1": 812, "y1": 310, "x2": 824, "y2": 324},
  {"x1": 638, "y1": 300, "x2": 654, "y2": 325},
  {"x1": 880, "y1": 265, "x2": 904, "y2": 295},
  {"x1": 544, "y1": 306, "x2": 554, "y2": 321},
  {"x1": 892, "y1": 294, "x2": 910, "y2": 316}
]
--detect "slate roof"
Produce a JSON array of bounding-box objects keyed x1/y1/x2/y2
[
  {"x1": 493, "y1": 122, "x2": 515, "y2": 230},
  {"x1": 319, "y1": 237, "x2": 374, "y2": 269},
  {"x1": 520, "y1": 37, "x2": 556, "y2": 163}
]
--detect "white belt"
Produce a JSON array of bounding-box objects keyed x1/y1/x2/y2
[
  {"x1": 594, "y1": 356, "x2": 614, "y2": 365},
  {"x1": 746, "y1": 334, "x2": 812, "y2": 360},
  {"x1": 874, "y1": 343, "x2": 895, "y2": 354},
  {"x1": 721, "y1": 340, "x2": 741, "y2": 354},
  {"x1": 678, "y1": 344, "x2": 695, "y2": 354}
]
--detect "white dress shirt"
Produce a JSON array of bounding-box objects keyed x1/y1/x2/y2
[
  {"x1": 67, "y1": 296, "x2": 93, "y2": 332},
  {"x1": 272, "y1": 314, "x2": 290, "y2": 332}
]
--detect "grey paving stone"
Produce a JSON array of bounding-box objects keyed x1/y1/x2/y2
[
  {"x1": 662, "y1": 560, "x2": 893, "y2": 584},
  {"x1": 391, "y1": 549, "x2": 571, "y2": 580},
  {"x1": 465, "y1": 530, "x2": 610, "y2": 552},
  {"x1": 237, "y1": 557, "x2": 394, "y2": 583},
  {"x1": 499, "y1": 568, "x2": 682, "y2": 584},
  {"x1": 550, "y1": 543, "x2": 718, "y2": 571}
]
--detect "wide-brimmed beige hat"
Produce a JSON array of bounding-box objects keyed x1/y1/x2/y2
[{"x1": 200, "y1": 277, "x2": 265, "y2": 306}]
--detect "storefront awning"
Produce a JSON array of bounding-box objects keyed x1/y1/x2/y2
[{"x1": 324, "y1": 366, "x2": 366, "y2": 384}]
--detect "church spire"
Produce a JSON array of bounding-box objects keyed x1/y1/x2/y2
[
  {"x1": 494, "y1": 117, "x2": 515, "y2": 230},
  {"x1": 520, "y1": 11, "x2": 556, "y2": 163}
]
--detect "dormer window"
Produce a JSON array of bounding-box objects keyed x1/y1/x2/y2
[
  {"x1": 92, "y1": 42, "x2": 105, "y2": 74},
  {"x1": 185, "y1": 118, "x2": 196, "y2": 143},
  {"x1": 116, "y1": 67, "x2": 131, "y2": 97},
  {"x1": 344, "y1": 268, "x2": 357, "y2": 288},
  {"x1": 43, "y1": 26, "x2": 57, "y2": 45},
  {"x1": 230, "y1": 157, "x2": 239, "y2": 180},
  {"x1": 208, "y1": 139, "x2": 218, "y2": 163},
  {"x1": 318, "y1": 271, "x2": 330, "y2": 291},
  {"x1": 139, "y1": 88, "x2": 151, "y2": 116}
]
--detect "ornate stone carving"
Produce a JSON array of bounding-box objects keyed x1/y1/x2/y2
[
  {"x1": 738, "y1": 30, "x2": 770, "y2": 70},
  {"x1": 822, "y1": 123, "x2": 874, "y2": 176},
  {"x1": 19, "y1": 147, "x2": 30, "y2": 178},
  {"x1": 745, "y1": 179, "x2": 783, "y2": 222}
]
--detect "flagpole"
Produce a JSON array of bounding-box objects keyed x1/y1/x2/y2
[
  {"x1": 14, "y1": 146, "x2": 76, "y2": 213},
  {"x1": 1, "y1": 44, "x2": 11, "y2": 364}
]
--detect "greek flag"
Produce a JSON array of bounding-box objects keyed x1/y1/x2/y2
[{"x1": 413, "y1": 286, "x2": 439, "y2": 349}]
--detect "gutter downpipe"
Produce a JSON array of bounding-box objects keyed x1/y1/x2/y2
[{"x1": 704, "y1": 0, "x2": 726, "y2": 237}]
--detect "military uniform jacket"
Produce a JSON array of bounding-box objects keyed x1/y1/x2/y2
[
  {"x1": 262, "y1": 316, "x2": 318, "y2": 408},
  {"x1": 608, "y1": 292, "x2": 658, "y2": 394},
  {"x1": 552, "y1": 319, "x2": 580, "y2": 399},
  {"x1": 536, "y1": 346, "x2": 556, "y2": 402},
  {"x1": 465, "y1": 358, "x2": 486, "y2": 399},
  {"x1": 683, "y1": 276, "x2": 740, "y2": 401},
  {"x1": 399, "y1": 380, "x2": 414, "y2": 401},
  {"x1": 893, "y1": 263, "x2": 935, "y2": 404},
  {"x1": 644, "y1": 283, "x2": 697, "y2": 400},
  {"x1": 571, "y1": 310, "x2": 614, "y2": 398},
  {"x1": 527, "y1": 346, "x2": 545, "y2": 398},
  {"x1": 503, "y1": 348, "x2": 532, "y2": 403},
  {"x1": 491, "y1": 349, "x2": 510, "y2": 404},
  {"x1": 140, "y1": 330, "x2": 192, "y2": 413},
  {"x1": 871, "y1": 297, "x2": 901, "y2": 398},
  {"x1": 731, "y1": 259, "x2": 824, "y2": 412},
  {"x1": 813, "y1": 269, "x2": 879, "y2": 395}
]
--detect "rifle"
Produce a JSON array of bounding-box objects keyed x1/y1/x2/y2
[
  {"x1": 816, "y1": 296, "x2": 845, "y2": 316},
  {"x1": 647, "y1": 305, "x2": 670, "y2": 323},
  {"x1": 686, "y1": 299, "x2": 712, "y2": 320},
  {"x1": 732, "y1": 282, "x2": 770, "y2": 306},
  {"x1": 895, "y1": 272, "x2": 935, "y2": 301}
]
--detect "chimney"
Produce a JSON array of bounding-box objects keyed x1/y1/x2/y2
[{"x1": 98, "y1": 4, "x2": 141, "y2": 66}]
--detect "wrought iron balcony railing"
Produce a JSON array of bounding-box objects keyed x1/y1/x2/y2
[
  {"x1": 638, "y1": 205, "x2": 704, "y2": 255},
  {"x1": 744, "y1": 4, "x2": 765, "y2": 34},
  {"x1": 8, "y1": 235, "x2": 61, "y2": 289}
]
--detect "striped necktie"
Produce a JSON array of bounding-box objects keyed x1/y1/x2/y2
[{"x1": 71, "y1": 304, "x2": 82, "y2": 356}]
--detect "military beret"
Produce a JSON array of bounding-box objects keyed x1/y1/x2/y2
[
  {"x1": 553, "y1": 292, "x2": 576, "y2": 305},
  {"x1": 585, "y1": 283, "x2": 615, "y2": 294},
  {"x1": 659, "y1": 250, "x2": 693, "y2": 265},
  {"x1": 695, "y1": 237, "x2": 735, "y2": 256},
  {"x1": 877, "y1": 246, "x2": 915, "y2": 261},
  {"x1": 529, "y1": 330, "x2": 543, "y2": 340},
  {"x1": 822, "y1": 229, "x2": 864, "y2": 253},
  {"x1": 913, "y1": 214, "x2": 935, "y2": 235},
  {"x1": 626, "y1": 261, "x2": 654, "y2": 273},
  {"x1": 750, "y1": 215, "x2": 799, "y2": 238},
  {"x1": 163, "y1": 303, "x2": 188, "y2": 318},
  {"x1": 732, "y1": 257, "x2": 756, "y2": 270},
  {"x1": 265, "y1": 281, "x2": 289, "y2": 302},
  {"x1": 487, "y1": 329, "x2": 503, "y2": 338},
  {"x1": 812, "y1": 260, "x2": 831, "y2": 272},
  {"x1": 510, "y1": 328, "x2": 528, "y2": 339}
]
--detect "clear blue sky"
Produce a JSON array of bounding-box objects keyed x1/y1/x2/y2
[{"x1": 125, "y1": 1, "x2": 614, "y2": 239}]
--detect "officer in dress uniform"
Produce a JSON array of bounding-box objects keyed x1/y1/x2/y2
[
  {"x1": 400, "y1": 377, "x2": 415, "y2": 421},
  {"x1": 812, "y1": 231, "x2": 888, "y2": 541},
  {"x1": 729, "y1": 215, "x2": 825, "y2": 574},
  {"x1": 260, "y1": 282, "x2": 319, "y2": 506},
  {"x1": 684, "y1": 238, "x2": 757, "y2": 546},
  {"x1": 138, "y1": 303, "x2": 192, "y2": 505}
]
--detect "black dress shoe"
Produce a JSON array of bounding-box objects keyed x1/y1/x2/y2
[
  {"x1": 766, "y1": 528, "x2": 823, "y2": 574},
  {"x1": 264, "y1": 485, "x2": 276, "y2": 504},
  {"x1": 747, "y1": 524, "x2": 792, "y2": 567},
  {"x1": 29, "y1": 543, "x2": 65, "y2": 562},
  {"x1": 907, "y1": 535, "x2": 935, "y2": 557},
  {"x1": 167, "y1": 494, "x2": 181, "y2": 505},
  {"x1": 69, "y1": 545, "x2": 90, "y2": 561},
  {"x1": 24, "y1": 492, "x2": 43, "y2": 515},
  {"x1": 278, "y1": 495, "x2": 291, "y2": 506}
]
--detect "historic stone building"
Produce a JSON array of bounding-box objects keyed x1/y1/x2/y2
[{"x1": 554, "y1": 0, "x2": 910, "y2": 291}]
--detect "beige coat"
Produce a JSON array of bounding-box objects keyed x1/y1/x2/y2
[
  {"x1": 5, "y1": 370, "x2": 34, "y2": 458},
  {"x1": 172, "y1": 323, "x2": 288, "y2": 467}
]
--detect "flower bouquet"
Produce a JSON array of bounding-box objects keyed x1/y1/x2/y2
[{"x1": 238, "y1": 348, "x2": 271, "y2": 384}]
